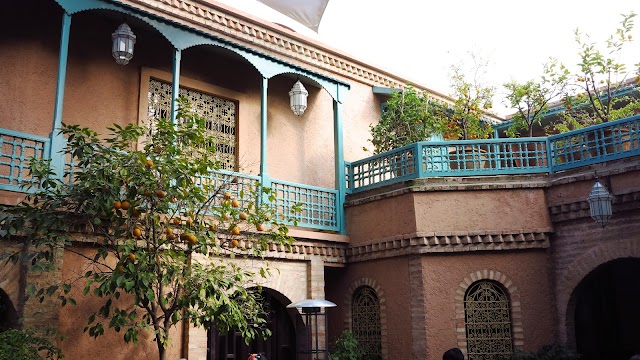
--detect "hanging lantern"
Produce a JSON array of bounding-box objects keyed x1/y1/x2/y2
[
  {"x1": 289, "y1": 80, "x2": 308, "y2": 116},
  {"x1": 111, "y1": 22, "x2": 136, "y2": 65},
  {"x1": 586, "y1": 181, "x2": 613, "y2": 227}
]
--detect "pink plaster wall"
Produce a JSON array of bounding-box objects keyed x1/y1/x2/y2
[
  {"x1": 420, "y1": 251, "x2": 556, "y2": 358},
  {"x1": 325, "y1": 257, "x2": 413, "y2": 359}
]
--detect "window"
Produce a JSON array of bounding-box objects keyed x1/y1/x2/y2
[
  {"x1": 147, "y1": 78, "x2": 238, "y2": 170},
  {"x1": 351, "y1": 286, "x2": 382, "y2": 359},
  {"x1": 464, "y1": 280, "x2": 513, "y2": 360}
]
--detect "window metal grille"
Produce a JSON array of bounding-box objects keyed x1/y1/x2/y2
[
  {"x1": 352, "y1": 286, "x2": 382, "y2": 359},
  {"x1": 147, "y1": 79, "x2": 237, "y2": 170},
  {"x1": 464, "y1": 281, "x2": 513, "y2": 360}
]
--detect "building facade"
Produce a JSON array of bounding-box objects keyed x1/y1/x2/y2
[{"x1": 1, "y1": 1, "x2": 639, "y2": 360}]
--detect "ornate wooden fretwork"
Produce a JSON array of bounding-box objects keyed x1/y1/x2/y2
[
  {"x1": 147, "y1": 79, "x2": 237, "y2": 170},
  {"x1": 352, "y1": 286, "x2": 382, "y2": 359},
  {"x1": 464, "y1": 281, "x2": 514, "y2": 360}
]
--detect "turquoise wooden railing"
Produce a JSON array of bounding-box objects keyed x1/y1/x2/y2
[
  {"x1": 0, "y1": 129, "x2": 50, "y2": 193},
  {"x1": 3, "y1": 114, "x2": 640, "y2": 231},
  {"x1": 346, "y1": 114, "x2": 640, "y2": 193}
]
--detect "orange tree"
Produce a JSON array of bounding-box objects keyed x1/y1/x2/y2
[
  {"x1": 0, "y1": 99, "x2": 295, "y2": 360},
  {"x1": 446, "y1": 63, "x2": 495, "y2": 140},
  {"x1": 503, "y1": 59, "x2": 569, "y2": 137},
  {"x1": 368, "y1": 85, "x2": 448, "y2": 154},
  {"x1": 551, "y1": 12, "x2": 639, "y2": 132}
]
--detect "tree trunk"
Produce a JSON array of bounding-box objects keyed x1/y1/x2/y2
[{"x1": 158, "y1": 341, "x2": 167, "y2": 360}]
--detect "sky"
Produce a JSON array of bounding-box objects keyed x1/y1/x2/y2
[{"x1": 216, "y1": 0, "x2": 640, "y2": 117}]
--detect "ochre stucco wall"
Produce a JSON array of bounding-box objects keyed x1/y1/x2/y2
[
  {"x1": 326, "y1": 257, "x2": 412, "y2": 360},
  {"x1": 59, "y1": 246, "x2": 182, "y2": 360},
  {"x1": 413, "y1": 189, "x2": 551, "y2": 233},
  {"x1": 421, "y1": 251, "x2": 556, "y2": 358}
]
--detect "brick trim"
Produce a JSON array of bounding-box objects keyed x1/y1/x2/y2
[
  {"x1": 347, "y1": 230, "x2": 551, "y2": 263},
  {"x1": 549, "y1": 190, "x2": 640, "y2": 223},
  {"x1": 343, "y1": 277, "x2": 388, "y2": 360},
  {"x1": 555, "y1": 238, "x2": 640, "y2": 344},
  {"x1": 454, "y1": 270, "x2": 524, "y2": 357}
]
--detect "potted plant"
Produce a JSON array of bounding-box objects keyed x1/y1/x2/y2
[
  {"x1": 369, "y1": 84, "x2": 448, "y2": 176},
  {"x1": 548, "y1": 12, "x2": 640, "y2": 157},
  {"x1": 445, "y1": 62, "x2": 495, "y2": 169}
]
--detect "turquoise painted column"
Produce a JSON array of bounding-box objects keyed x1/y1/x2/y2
[
  {"x1": 50, "y1": 12, "x2": 72, "y2": 179},
  {"x1": 260, "y1": 77, "x2": 270, "y2": 188},
  {"x1": 333, "y1": 96, "x2": 346, "y2": 234},
  {"x1": 171, "y1": 49, "x2": 181, "y2": 124}
]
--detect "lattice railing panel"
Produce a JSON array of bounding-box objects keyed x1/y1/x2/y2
[
  {"x1": 271, "y1": 179, "x2": 338, "y2": 231},
  {"x1": 0, "y1": 129, "x2": 49, "y2": 193},
  {"x1": 464, "y1": 281, "x2": 513, "y2": 360}
]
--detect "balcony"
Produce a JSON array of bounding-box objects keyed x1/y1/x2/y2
[{"x1": 3, "y1": 115, "x2": 640, "y2": 233}]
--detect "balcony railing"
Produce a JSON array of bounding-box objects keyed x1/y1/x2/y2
[
  {"x1": 346, "y1": 114, "x2": 640, "y2": 193},
  {"x1": 0, "y1": 129, "x2": 50, "y2": 193}
]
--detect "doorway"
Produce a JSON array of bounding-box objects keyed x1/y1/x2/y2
[
  {"x1": 208, "y1": 289, "x2": 297, "y2": 360},
  {"x1": 573, "y1": 257, "x2": 640, "y2": 360}
]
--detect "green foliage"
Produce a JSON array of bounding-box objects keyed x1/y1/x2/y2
[
  {"x1": 497, "y1": 344, "x2": 580, "y2": 360},
  {"x1": 0, "y1": 98, "x2": 294, "y2": 360},
  {"x1": 369, "y1": 85, "x2": 449, "y2": 154},
  {"x1": 447, "y1": 61, "x2": 495, "y2": 140},
  {"x1": 549, "y1": 12, "x2": 640, "y2": 133},
  {"x1": 504, "y1": 59, "x2": 569, "y2": 137},
  {"x1": 0, "y1": 329, "x2": 63, "y2": 360},
  {"x1": 328, "y1": 331, "x2": 364, "y2": 360}
]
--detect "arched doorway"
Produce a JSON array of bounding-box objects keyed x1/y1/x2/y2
[
  {"x1": 208, "y1": 289, "x2": 297, "y2": 360},
  {"x1": 573, "y1": 257, "x2": 640, "y2": 360},
  {"x1": 0, "y1": 288, "x2": 19, "y2": 332}
]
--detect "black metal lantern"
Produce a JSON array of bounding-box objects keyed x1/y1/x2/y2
[
  {"x1": 287, "y1": 298, "x2": 336, "y2": 360},
  {"x1": 289, "y1": 80, "x2": 308, "y2": 116},
  {"x1": 112, "y1": 22, "x2": 136, "y2": 65},
  {"x1": 587, "y1": 181, "x2": 613, "y2": 227}
]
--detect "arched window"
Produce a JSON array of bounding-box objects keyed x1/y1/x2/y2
[
  {"x1": 464, "y1": 280, "x2": 513, "y2": 360},
  {"x1": 351, "y1": 286, "x2": 381, "y2": 358}
]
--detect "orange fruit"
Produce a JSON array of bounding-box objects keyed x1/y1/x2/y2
[
  {"x1": 231, "y1": 226, "x2": 241, "y2": 235},
  {"x1": 222, "y1": 199, "x2": 231, "y2": 207},
  {"x1": 35, "y1": 231, "x2": 44, "y2": 237},
  {"x1": 223, "y1": 192, "x2": 232, "y2": 200},
  {"x1": 121, "y1": 201, "x2": 131, "y2": 210},
  {"x1": 209, "y1": 224, "x2": 216, "y2": 231},
  {"x1": 155, "y1": 189, "x2": 166, "y2": 198},
  {"x1": 146, "y1": 159, "x2": 154, "y2": 168},
  {"x1": 127, "y1": 253, "x2": 136, "y2": 261},
  {"x1": 566, "y1": 105, "x2": 571, "y2": 110},
  {"x1": 231, "y1": 199, "x2": 240, "y2": 208},
  {"x1": 239, "y1": 212, "x2": 248, "y2": 221},
  {"x1": 230, "y1": 239, "x2": 239, "y2": 248},
  {"x1": 180, "y1": 233, "x2": 197, "y2": 244},
  {"x1": 185, "y1": 218, "x2": 194, "y2": 227},
  {"x1": 171, "y1": 197, "x2": 178, "y2": 203},
  {"x1": 256, "y1": 224, "x2": 265, "y2": 232},
  {"x1": 117, "y1": 265, "x2": 124, "y2": 272},
  {"x1": 113, "y1": 201, "x2": 122, "y2": 210},
  {"x1": 132, "y1": 209, "x2": 140, "y2": 217},
  {"x1": 172, "y1": 218, "x2": 181, "y2": 225},
  {"x1": 166, "y1": 228, "x2": 174, "y2": 236},
  {"x1": 132, "y1": 228, "x2": 142, "y2": 238}
]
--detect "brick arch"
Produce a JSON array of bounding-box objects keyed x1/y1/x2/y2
[
  {"x1": 556, "y1": 238, "x2": 640, "y2": 344},
  {"x1": 454, "y1": 270, "x2": 524, "y2": 356},
  {"x1": 343, "y1": 278, "x2": 388, "y2": 360}
]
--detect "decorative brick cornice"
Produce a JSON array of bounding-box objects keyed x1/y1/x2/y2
[
  {"x1": 549, "y1": 190, "x2": 640, "y2": 223},
  {"x1": 117, "y1": 0, "x2": 454, "y2": 101},
  {"x1": 346, "y1": 230, "x2": 551, "y2": 263}
]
